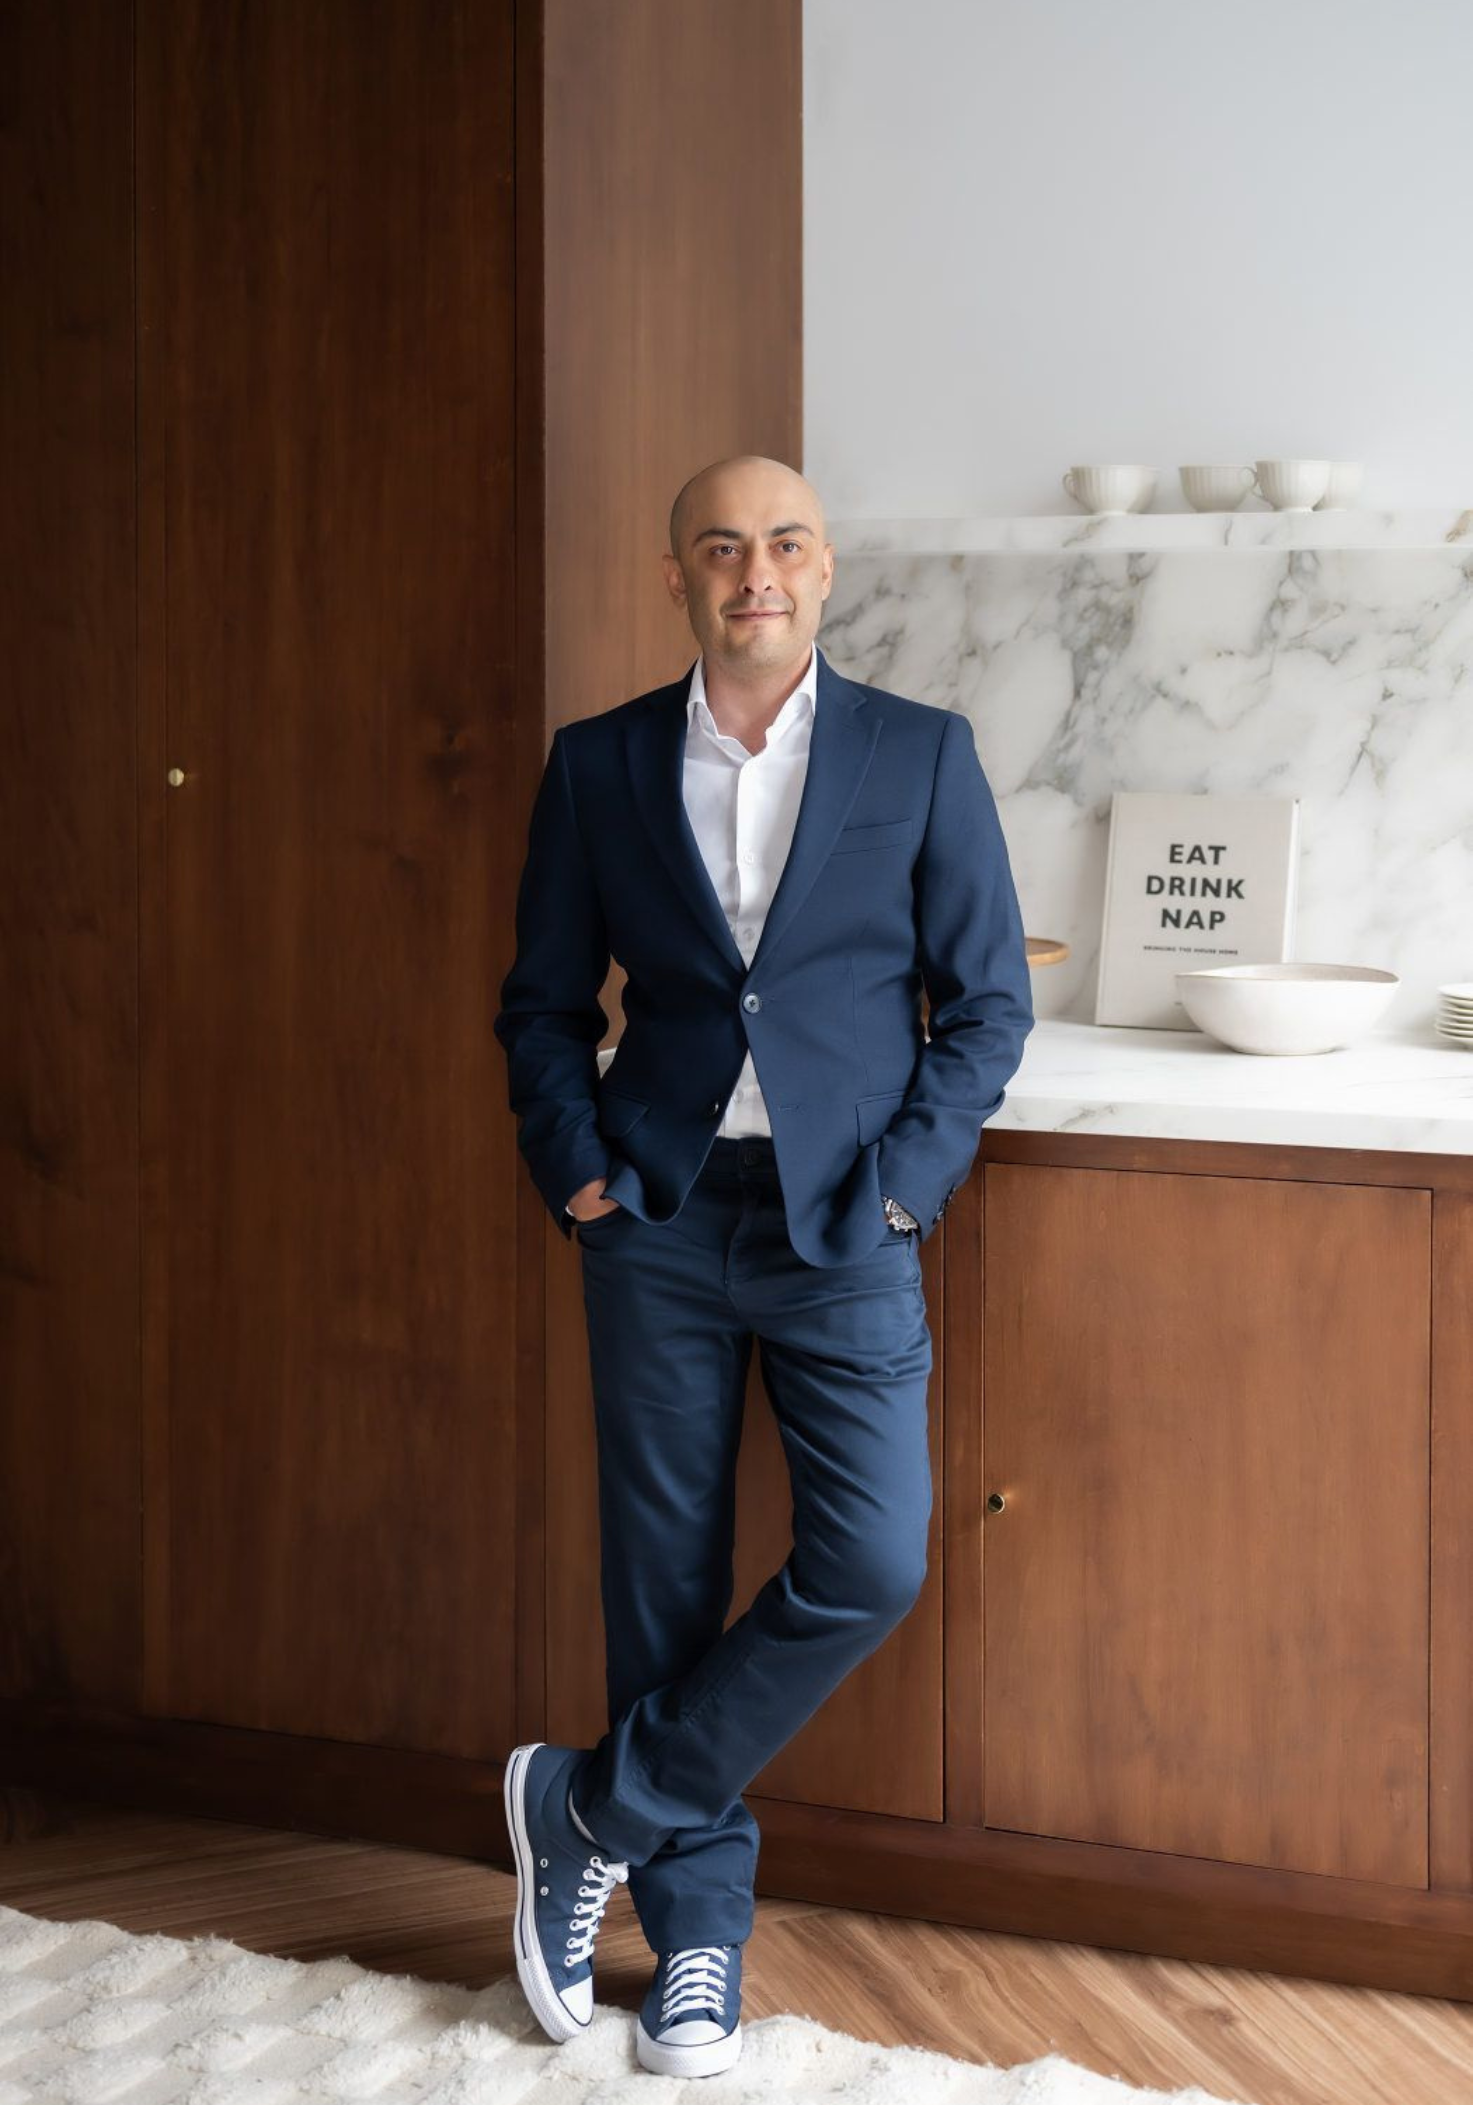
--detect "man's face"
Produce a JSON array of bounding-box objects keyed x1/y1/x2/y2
[{"x1": 662, "y1": 464, "x2": 834, "y2": 678}]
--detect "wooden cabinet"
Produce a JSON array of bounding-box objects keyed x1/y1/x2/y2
[
  {"x1": 2, "y1": 0, "x2": 531, "y2": 1766},
  {"x1": 2, "y1": 0, "x2": 802, "y2": 1842},
  {"x1": 903, "y1": 1133, "x2": 1473, "y2": 2005}
]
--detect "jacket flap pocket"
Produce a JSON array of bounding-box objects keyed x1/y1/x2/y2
[
  {"x1": 598, "y1": 1088, "x2": 651, "y2": 1138},
  {"x1": 831, "y1": 818, "x2": 915, "y2": 854},
  {"x1": 855, "y1": 1087, "x2": 907, "y2": 1146}
]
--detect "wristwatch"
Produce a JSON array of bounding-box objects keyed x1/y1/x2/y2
[{"x1": 882, "y1": 1193, "x2": 920, "y2": 1234}]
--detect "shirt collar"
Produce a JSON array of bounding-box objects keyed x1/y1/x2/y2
[{"x1": 687, "y1": 641, "x2": 819, "y2": 743}]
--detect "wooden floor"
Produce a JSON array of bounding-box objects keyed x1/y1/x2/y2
[{"x1": 3, "y1": 1793, "x2": 1472, "y2": 2104}]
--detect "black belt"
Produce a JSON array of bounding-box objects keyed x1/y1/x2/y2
[{"x1": 706, "y1": 1134, "x2": 779, "y2": 1165}]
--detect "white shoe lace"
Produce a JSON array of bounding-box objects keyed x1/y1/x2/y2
[
  {"x1": 659, "y1": 1944, "x2": 731, "y2": 2023},
  {"x1": 563, "y1": 1852, "x2": 629, "y2": 1967}
]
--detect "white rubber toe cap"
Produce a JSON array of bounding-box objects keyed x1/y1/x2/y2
[{"x1": 558, "y1": 1974, "x2": 593, "y2": 2026}]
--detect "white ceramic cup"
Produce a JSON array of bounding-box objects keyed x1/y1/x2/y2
[
  {"x1": 1251, "y1": 459, "x2": 1330, "y2": 511},
  {"x1": 1312, "y1": 461, "x2": 1364, "y2": 510},
  {"x1": 1179, "y1": 465, "x2": 1258, "y2": 512},
  {"x1": 1061, "y1": 465, "x2": 1157, "y2": 514}
]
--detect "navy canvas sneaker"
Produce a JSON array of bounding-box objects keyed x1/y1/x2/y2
[
  {"x1": 635, "y1": 1941, "x2": 744, "y2": 2077},
  {"x1": 502, "y1": 1740, "x2": 629, "y2": 2042}
]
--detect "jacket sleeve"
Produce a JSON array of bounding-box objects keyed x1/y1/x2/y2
[
  {"x1": 875, "y1": 708, "x2": 1034, "y2": 1238},
  {"x1": 493, "y1": 725, "x2": 612, "y2": 1237}
]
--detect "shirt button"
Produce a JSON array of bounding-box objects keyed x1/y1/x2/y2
[
  {"x1": 741, "y1": 926, "x2": 755, "y2": 940},
  {"x1": 741, "y1": 849, "x2": 756, "y2": 864},
  {"x1": 742, "y1": 992, "x2": 761, "y2": 1013}
]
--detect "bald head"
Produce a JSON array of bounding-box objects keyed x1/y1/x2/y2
[
  {"x1": 660, "y1": 453, "x2": 834, "y2": 681},
  {"x1": 668, "y1": 454, "x2": 826, "y2": 564}
]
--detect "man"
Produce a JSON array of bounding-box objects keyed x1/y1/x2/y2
[{"x1": 494, "y1": 455, "x2": 1033, "y2": 2077}]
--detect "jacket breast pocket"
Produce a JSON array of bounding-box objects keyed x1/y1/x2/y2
[
  {"x1": 598, "y1": 1088, "x2": 650, "y2": 1138},
  {"x1": 855, "y1": 1087, "x2": 908, "y2": 1146},
  {"x1": 830, "y1": 818, "x2": 915, "y2": 854}
]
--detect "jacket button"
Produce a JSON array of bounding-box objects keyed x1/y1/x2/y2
[
  {"x1": 742, "y1": 992, "x2": 761, "y2": 1012},
  {"x1": 708, "y1": 1100, "x2": 721, "y2": 1114}
]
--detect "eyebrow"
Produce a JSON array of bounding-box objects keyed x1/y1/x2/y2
[{"x1": 691, "y1": 521, "x2": 815, "y2": 545}]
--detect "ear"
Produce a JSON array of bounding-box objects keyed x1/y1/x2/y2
[{"x1": 660, "y1": 551, "x2": 687, "y2": 606}]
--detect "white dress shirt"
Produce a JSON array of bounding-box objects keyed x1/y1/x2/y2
[{"x1": 683, "y1": 643, "x2": 818, "y2": 1138}]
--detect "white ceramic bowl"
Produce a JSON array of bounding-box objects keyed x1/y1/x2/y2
[{"x1": 1175, "y1": 963, "x2": 1399, "y2": 1054}]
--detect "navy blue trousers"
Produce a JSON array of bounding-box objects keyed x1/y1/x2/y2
[{"x1": 568, "y1": 1133, "x2": 934, "y2": 1953}]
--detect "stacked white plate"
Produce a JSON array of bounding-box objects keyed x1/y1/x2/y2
[{"x1": 1435, "y1": 983, "x2": 1473, "y2": 1042}]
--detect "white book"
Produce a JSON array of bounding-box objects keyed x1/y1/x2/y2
[{"x1": 1093, "y1": 791, "x2": 1300, "y2": 1029}]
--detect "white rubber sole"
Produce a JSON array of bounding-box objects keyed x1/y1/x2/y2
[
  {"x1": 636, "y1": 2017, "x2": 744, "y2": 2077},
  {"x1": 504, "y1": 1740, "x2": 587, "y2": 2043}
]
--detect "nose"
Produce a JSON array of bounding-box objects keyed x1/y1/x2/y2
[{"x1": 736, "y1": 556, "x2": 780, "y2": 599}]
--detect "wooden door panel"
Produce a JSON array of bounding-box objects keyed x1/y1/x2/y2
[
  {"x1": 139, "y1": 0, "x2": 521, "y2": 1758},
  {"x1": 980, "y1": 1163, "x2": 1430, "y2": 1887},
  {"x1": 1, "y1": 0, "x2": 139, "y2": 1706}
]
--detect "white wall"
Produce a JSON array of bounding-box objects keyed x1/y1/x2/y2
[{"x1": 803, "y1": 0, "x2": 1473, "y2": 517}]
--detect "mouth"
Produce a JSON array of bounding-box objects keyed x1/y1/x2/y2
[{"x1": 728, "y1": 610, "x2": 787, "y2": 620}]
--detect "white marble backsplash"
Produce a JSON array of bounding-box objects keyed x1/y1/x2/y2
[{"x1": 820, "y1": 519, "x2": 1473, "y2": 1031}]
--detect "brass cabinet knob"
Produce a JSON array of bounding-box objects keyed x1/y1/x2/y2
[
  {"x1": 167, "y1": 768, "x2": 186, "y2": 786},
  {"x1": 986, "y1": 1492, "x2": 1006, "y2": 1513}
]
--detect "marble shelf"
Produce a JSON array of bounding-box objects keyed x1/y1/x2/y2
[
  {"x1": 994, "y1": 1016, "x2": 1473, "y2": 1156},
  {"x1": 829, "y1": 510, "x2": 1473, "y2": 554}
]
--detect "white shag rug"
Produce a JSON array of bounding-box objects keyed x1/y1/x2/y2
[{"x1": 0, "y1": 1901, "x2": 1253, "y2": 2105}]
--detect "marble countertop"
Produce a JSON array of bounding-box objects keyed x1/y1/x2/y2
[{"x1": 996, "y1": 1017, "x2": 1473, "y2": 1155}]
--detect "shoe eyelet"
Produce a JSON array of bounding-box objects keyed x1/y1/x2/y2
[
  {"x1": 539, "y1": 1884, "x2": 549, "y2": 1896},
  {"x1": 539, "y1": 1857, "x2": 548, "y2": 1868}
]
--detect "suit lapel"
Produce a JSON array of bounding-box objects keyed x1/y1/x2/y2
[{"x1": 625, "y1": 643, "x2": 882, "y2": 978}]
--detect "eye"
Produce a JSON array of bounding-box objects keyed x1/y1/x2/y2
[{"x1": 778, "y1": 541, "x2": 802, "y2": 553}]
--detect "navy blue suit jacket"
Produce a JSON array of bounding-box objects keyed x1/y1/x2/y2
[{"x1": 494, "y1": 643, "x2": 1034, "y2": 1267}]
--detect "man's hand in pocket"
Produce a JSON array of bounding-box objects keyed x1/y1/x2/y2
[{"x1": 567, "y1": 1177, "x2": 623, "y2": 1224}]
